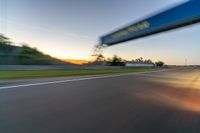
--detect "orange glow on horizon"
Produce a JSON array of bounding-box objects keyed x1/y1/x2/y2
[{"x1": 61, "y1": 59, "x2": 90, "y2": 65}]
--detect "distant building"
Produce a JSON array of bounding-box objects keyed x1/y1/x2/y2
[{"x1": 125, "y1": 62, "x2": 155, "y2": 68}]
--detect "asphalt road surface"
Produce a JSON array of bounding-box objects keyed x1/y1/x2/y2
[{"x1": 1, "y1": 67, "x2": 200, "y2": 133}]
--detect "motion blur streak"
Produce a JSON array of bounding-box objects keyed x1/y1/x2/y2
[{"x1": 137, "y1": 67, "x2": 200, "y2": 113}]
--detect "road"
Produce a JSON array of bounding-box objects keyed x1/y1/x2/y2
[{"x1": 1, "y1": 67, "x2": 200, "y2": 133}]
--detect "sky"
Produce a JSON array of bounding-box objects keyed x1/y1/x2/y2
[{"x1": 0, "y1": 0, "x2": 200, "y2": 65}]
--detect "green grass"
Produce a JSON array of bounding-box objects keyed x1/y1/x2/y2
[{"x1": 0, "y1": 68, "x2": 155, "y2": 80}]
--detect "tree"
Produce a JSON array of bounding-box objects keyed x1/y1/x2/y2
[
  {"x1": 132, "y1": 57, "x2": 153, "y2": 64},
  {"x1": 132, "y1": 57, "x2": 144, "y2": 63},
  {"x1": 109, "y1": 55, "x2": 125, "y2": 66},
  {"x1": 135, "y1": 57, "x2": 143, "y2": 63},
  {"x1": 144, "y1": 59, "x2": 153, "y2": 64},
  {"x1": 155, "y1": 61, "x2": 164, "y2": 67},
  {"x1": 95, "y1": 54, "x2": 105, "y2": 62},
  {"x1": 0, "y1": 34, "x2": 11, "y2": 45}
]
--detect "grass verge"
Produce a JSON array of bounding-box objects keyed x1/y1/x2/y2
[{"x1": 0, "y1": 68, "x2": 156, "y2": 80}]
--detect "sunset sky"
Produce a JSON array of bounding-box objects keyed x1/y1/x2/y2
[{"x1": 0, "y1": 0, "x2": 200, "y2": 65}]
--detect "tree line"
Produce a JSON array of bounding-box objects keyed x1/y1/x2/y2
[{"x1": 94, "y1": 54, "x2": 165, "y2": 67}]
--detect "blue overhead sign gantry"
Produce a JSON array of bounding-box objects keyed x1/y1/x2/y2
[{"x1": 100, "y1": 0, "x2": 200, "y2": 46}]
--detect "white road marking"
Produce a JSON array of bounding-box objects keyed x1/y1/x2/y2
[{"x1": 0, "y1": 69, "x2": 181, "y2": 90}]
